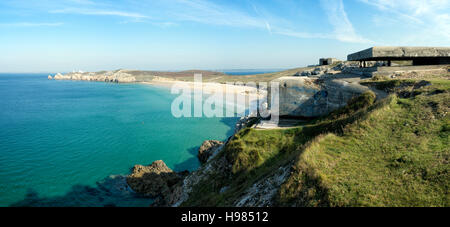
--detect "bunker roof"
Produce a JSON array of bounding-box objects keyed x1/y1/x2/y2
[{"x1": 347, "y1": 46, "x2": 450, "y2": 61}]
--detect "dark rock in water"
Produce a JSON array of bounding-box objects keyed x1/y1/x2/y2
[
  {"x1": 127, "y1": 160, "x2": 179, "y2": 197},
  {"x1": 126, "y1": 160, "x2": 188, "y2": 206},
  {"x1": 198, "y1": 140, "x2": 224, "y2": 164}
]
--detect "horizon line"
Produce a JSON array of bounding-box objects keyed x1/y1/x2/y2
[{"x1": 0, "y1": 67, "x2": 300, "y2": 74}]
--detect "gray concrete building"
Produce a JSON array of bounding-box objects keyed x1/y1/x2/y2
[
  {"x1": 266, "y1": 46, "x2": 449, "y2": 120},
  {"x1": 319, "y1": 58, "x2": 340, "y2": 66},
  {"x1": 348, "y1": 46, "x2": 450, "y2": 67}
]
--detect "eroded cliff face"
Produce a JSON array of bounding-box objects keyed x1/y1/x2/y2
[
  {"x1": 124, "y1": 143, "x2": 232, "y2": 207},
  {"x1": 234, "y1": 165, "x2": 291, "y2": 207},
  {"x1": 124, "y1": 69, "x2": 376, "y2": 207},
  {"x1": 198, "y1": 140, "x2": 224, "y2": 164},
  {"x1": 53, "y1": 70, "x2": 137, "y2": 83},
  {"x1": 126, "y1": 76, "x2": 449, "y2": 207},
  {"x1": 269, "y1": 63, "x2": 370, "y2": 118},
  {"x1": 144, "y1": 116, "x2": 292, "y2": 207},
  {"x1": 123, "y1": 117, "x2": 259, "y2": 207},
  {"x1": 169, "y1": 150, "x2": 232, "y2": 207}
]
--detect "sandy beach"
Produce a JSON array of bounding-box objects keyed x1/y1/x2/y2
[{"x1": 142, "y1": 78, "x2": 267, "y2": 103}]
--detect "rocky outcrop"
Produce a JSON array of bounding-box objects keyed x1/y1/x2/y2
[
  {"x1": 126, "y1": 160, "x2": 188, "y2": 205},
  {"x1": 123, "y1": 64, "x2": 381, "y2": 207},
  {"x1": 234, "y1": 115, "x2": 259, "y2": 133},
  {"x1": 234, "y1": 165, "x2": 291, "y2": 207},
  {"x1": 269, "y1": 76, "x2": 369, "y2": 117},
  {"x1": 293, "y1": 62, "x2": 361, "y2": 77},
  {"x1": 53, "y1": 70, "x2": 136, "y2": 83},
  {"x1": 294, "y1": 66, "x2": 329, "y2": 77},
  {"x1": 48, "y1": 75, "x2": 53, "y2": 80},
  {"x1": 169, "y1": 151, "x2": 231, "y2": 207},
  {"x1": 198, "y1": 140, "x2": 224, "y2": 164},
  {"x1": 54, "y1": 73, "x2": 63, "y2": 80},
  {"x1": 334, "y1": 61, "x2": 360, "y2": 72}
]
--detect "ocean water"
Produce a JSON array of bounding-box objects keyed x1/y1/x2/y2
[{"x1": 0, "y1": 74, "x2": 237, "y2": 207}]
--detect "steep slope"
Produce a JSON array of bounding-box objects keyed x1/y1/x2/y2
[{"x1": 182, "y1": 78, "x2": 449, "y2": 207}]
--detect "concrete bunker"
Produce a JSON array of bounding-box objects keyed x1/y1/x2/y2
[
  {"x1": 320, "y1": 58, "x2": 340, "y2": 66},
  {"x1": 348, "y1": 46, "x2": 450, "y2": 68}
]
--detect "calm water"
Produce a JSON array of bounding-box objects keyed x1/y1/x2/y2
[{"x1": 0, "y1": 74, "x2": 237, "y2": 207}]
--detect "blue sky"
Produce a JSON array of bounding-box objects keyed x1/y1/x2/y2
[{"x1": 0, "y1": 0, "x2": 449, "y2": 72}]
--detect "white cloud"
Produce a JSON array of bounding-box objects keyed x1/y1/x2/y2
[
  {"x1": 171, "y1": 0, "x2": 371, "y2": 43},
  {"x1": 273, "y1": 28, "x2": 332, "y2": 39},
  {"x1": 4, "y1": 0, "x2": 372, "y2": 43},
  {"x1": 320, "y1": 0, "x2": 372, "y2": 43},
  {"x1": 265, "y1": 22, "x2": 272, "y2": 35},
  {"x1": 359, "y1": 0, "x2": 450, "y2": 44},
  {"x1": 172, "y1": 0, "x2": 266, "y2": 29},
  {"x1": 358, "y1": 0, "x2": 424, "y2": 24}
]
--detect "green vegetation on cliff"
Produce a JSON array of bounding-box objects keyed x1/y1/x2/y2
[{"x1": 183, "y1": 78, "x2": 449, "y2": 207}]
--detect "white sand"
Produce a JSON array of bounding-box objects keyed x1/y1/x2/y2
[{"x1": 142, "y1": 80, "x2": 267, "y2": 103}]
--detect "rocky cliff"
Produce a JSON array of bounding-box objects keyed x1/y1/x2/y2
[
  {"x1": 123, "y1": 63, "x2": 377, "y2": 206},
  {"x1": 197, "y1": 140, "x2": 224, "y2": 164},
  {"x1": 124, "y1": 117, "x2": 258, "y2": 207},
  {"x1": 53, "y1": 70, "x2": 137, "y2": 83},
  {"x1": 269, "y1": 62, "x2": 370, "y2": 118},
  {"x1": 52, "y1": 69, "x2": 227, "y2": 83},
  {"x1": 126, "y1": 160, "x2": 189, "y2": 205},
  {"x1": 121, "y1": 63, "x2": 449, "y2": 207}
]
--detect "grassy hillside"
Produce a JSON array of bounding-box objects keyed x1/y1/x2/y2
[
  {"x1": 124, "y1": 66, "x2": 314, "y2": 83},
  {"x1": 183, "y1": 77, "x2": 449, "y2": 207}
]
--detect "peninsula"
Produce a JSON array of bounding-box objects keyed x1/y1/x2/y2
[{"x1": 51, "y1": 47, "x2": 450, "y2": 207}]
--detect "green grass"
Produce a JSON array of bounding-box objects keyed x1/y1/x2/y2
[
  {"x1": 129, "y1": 65, "x2": 326, "y2": 83},
  {"x1": 361, "y1": 79, "x2": 416, "y2": 91},
  {"x1": 325, "y1": 91, "x2": 376, "y2": 121},
  {"x1": 182, "y1": 127, "x2": 310, "y2": 206},
  {"x1": 225, "y1": 128, "x2": 305, "y2": 174},
  {"x1": 183, "y1": 78, "x2": 449, "y2": 207},
  {"x1": 279, "y1": 79, "x2": 449, "y2": 207}
]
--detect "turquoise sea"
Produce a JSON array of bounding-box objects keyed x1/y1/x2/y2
[{"x1": 0, "y1": 74, "x2": 237, "y2": 207}]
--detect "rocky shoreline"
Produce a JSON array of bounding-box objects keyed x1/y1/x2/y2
[
  {"x1": 50, "y1": 70, "x2": 267, "y2": 104},
  {"x1": 49, "y1": 69, "x2": 271, "y2": 206},
  {"x1": 50, "y1": 63, "x2": 446, "y2": 207},
  {"x1": 124, "y1": 116, "x2": 255, "y2": 207},
  {"x1": 50, "y1": 71, "x2": 137, "y2": 83}
]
